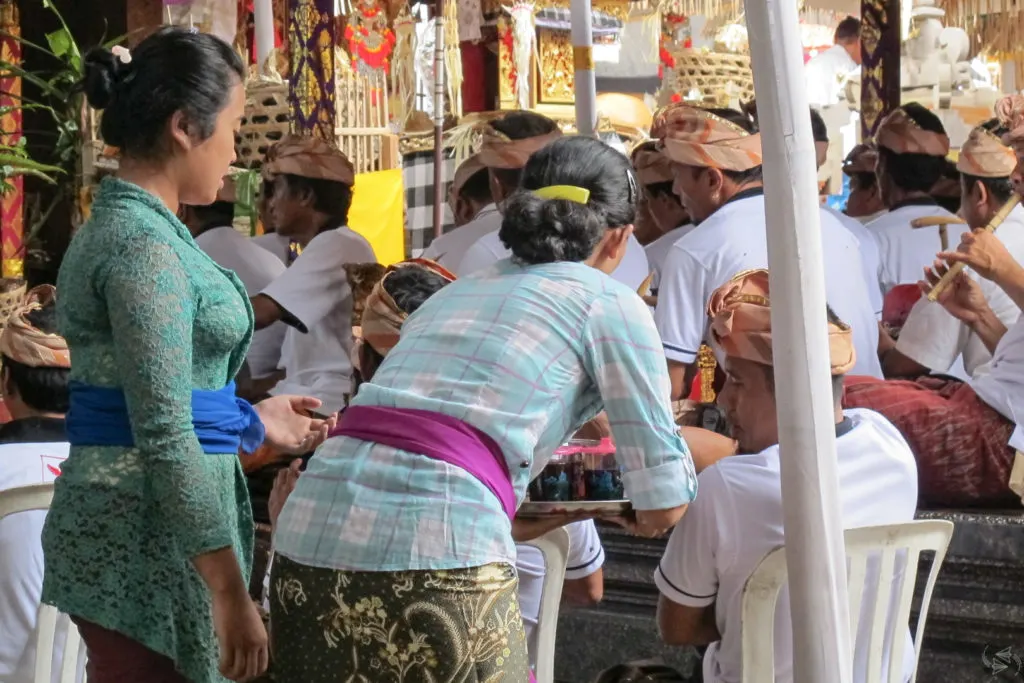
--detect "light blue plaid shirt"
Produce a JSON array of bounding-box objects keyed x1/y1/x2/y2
[{"x1": 275, "y1": 259, "x2": 698, "y2": 571}]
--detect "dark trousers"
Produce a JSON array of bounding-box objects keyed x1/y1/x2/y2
[{"x1": 73, "y1": 618, "x2": 188, "y2": 683}]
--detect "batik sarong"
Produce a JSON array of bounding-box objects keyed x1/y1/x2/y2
[
  {"x1": 844, "y1": 375, "x2": 1016, "y2": 507},
  {"x1": 270, "y1": 555, "x2": 530, "y2": 682}
]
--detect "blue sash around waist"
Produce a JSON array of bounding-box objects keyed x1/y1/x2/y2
[{"x1": 66, "y1": 381, "x2": 266, "y2": 454}]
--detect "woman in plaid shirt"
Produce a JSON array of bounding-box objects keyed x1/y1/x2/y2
[{"x1": 270, "y1": 136, "x2": 699, "y2": 682}]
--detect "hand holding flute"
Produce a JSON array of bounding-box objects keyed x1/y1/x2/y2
[{"x1": 926, "y1": 195, "x2": 1020, "y2": 301}]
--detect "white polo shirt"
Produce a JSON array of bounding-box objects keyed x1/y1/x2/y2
[
  {"x1": 516, "y1": 520, "x2": 605, "y2": 670},
  {"x1": 866, "y1": 202, "x2": 968, "y2": 294},
  {"x1": 645, "y1": 224, "x2": 695, "y2": 293},
  {"x1": 422, "y1": 204, "x2": 501, "y2": 270},
  {"x1": 654, "y1": 190, "x2": 883, "y2": 378},
  {"x1": 823, "y1": 204, "x2": 884, "y2": 317},
  {"x1": 457, "y1": 230, "x2": 651, "y2": 291},
  {"x1": 655, "y1": 408, "x2": 918, "y2": 683},
  {"x1": 895, "y1": 206, "x2": 1024, "y2": 378},
  {"x1": 0, "y1": 425, "x2": 71, "y2": 683},
  {"x1": 970, "y1": 316, "x2": 1024, "y2": 424},
  {"x1": 195, "y1": 227, "x2": 289, "y2": 379},
  {"x1": 1011, "y1": 424, "x2": 1023, "y2": 451},
  {"x1": 261, "y1": 226, "x2": 377, "y2": 414}
]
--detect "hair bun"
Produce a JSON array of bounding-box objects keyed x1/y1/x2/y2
[{"x1": 82, "y1": 47, "x2": 124, "y2": 110}]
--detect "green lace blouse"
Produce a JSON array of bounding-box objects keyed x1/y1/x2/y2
[{"x1": 42, "y1": 177, "x2": 255, "y2": 683}]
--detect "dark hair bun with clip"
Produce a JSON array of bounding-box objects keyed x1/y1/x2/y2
[
  {"x1": 499, "y1": 136, "x2": 637, "y2": 266},
  {"x1": 82, "y1": 47, "x2": 125, "y2": 111},
  {"x1": 79, "y1": 27, "x2": 245, "y2": 157}
]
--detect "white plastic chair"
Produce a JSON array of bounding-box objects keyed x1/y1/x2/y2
[
  {"x1": 0, "y1": 482, "x2": 87, "y2": 683},
  {"x1": 740, "y1": 520, "x2": 954, "y2": 683},
  {"x1": 522, "y1": 527, "x2": 571, "y2": 683}
]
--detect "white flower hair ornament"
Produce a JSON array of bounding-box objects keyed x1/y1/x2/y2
[{"x1": 111, "y1": 45, "x2": 132, "y2": 65}]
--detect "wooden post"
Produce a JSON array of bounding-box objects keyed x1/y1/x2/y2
[
  {"x1": 860, "y1": 0, "x2": 901, "y2": 139},
  {"x1": 288, "y1": 0, "x2": 337, "y2": 140},
  {"x1": 0, "y1": 0, "x2": 24, "y2": 280},
  {"x1": 743, "y1": 0, "x2": 854, "y2": 679}
]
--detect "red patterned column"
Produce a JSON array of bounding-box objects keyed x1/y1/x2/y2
[
  {"x1": 860, "y1": 0, "x2": 901, "y2": 139},
  {"x1": 0, "y1": 0, "x2": 23, "y2": 280}
]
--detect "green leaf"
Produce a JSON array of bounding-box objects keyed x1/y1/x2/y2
[
  {"x1": 0, "y1": 31, "x2": 56, "y2": 58},
  {"x1": 0, "y1": 153, "x2": 65, "y2": 174}
]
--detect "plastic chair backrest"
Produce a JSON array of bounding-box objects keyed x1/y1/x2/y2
[
  {"x1": 0, "y1": 483, "x2": 86, "y2": 683},
  {"x1": 739, "y1": 520, "x2": 954, "y2": 683},
  {"x1": 523, "y1": 527, "x2": 571, "y2": 683}
]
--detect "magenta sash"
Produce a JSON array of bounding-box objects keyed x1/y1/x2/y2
[{"x1": 330, "y1": 405, "x2": 516, "y2": 520}]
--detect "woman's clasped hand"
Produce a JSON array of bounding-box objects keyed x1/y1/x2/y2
[{"x1": 254, "y1": 394, "x2": 338, "y2": 455}]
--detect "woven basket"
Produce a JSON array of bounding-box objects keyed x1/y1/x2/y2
[
  {"x1": 660, "y1": 49, "x2": 755, "y2": 108},
  {"x1": 237, "y1": 80, "x2": 291, "y2": 167},
  {"x1": 0, "y1": 279, "x2": 26, "y2": 329}
]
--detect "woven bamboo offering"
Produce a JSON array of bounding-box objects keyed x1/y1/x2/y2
[
  {"x1": 0, "y1": 279, "x2": 26, "y2": 329},
  {"x1": 662, "y1": 49, "x2": 755, "y2": 108},
  {"x1": 236, "y1": 79, "x2": 291, "y2": 167}
]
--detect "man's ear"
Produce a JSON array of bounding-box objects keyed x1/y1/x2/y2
[{"x1": 1, "y1": 366, "x2": 13, "y2": 400}]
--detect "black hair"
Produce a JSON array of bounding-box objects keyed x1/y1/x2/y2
[
  {"x1": 810, "y1": 108, "x2": 829, "y2": 144},
  {"x1": 705, "y1": 107, "x2": 758, "y2": 134},
  {"x1": 703, "y1": 107, "x2": 763, "y2": 185},
  {"x1": 500, "y1": 136, "x2": 637, "y2": 265},
  {"x1": 645, "y1": 180, "x2": 676, "y2": 199},
  {"x1": 962, "y1": 173, "x2": 1014, "y2": 205},
  {"x1": 1, "y1": 304, "x2": 69, "y2": 414},
  {"x1": 458, "y1": 168, "x2": 493, "y2": 204},
  {"x1": 189, "y1": 200, "x2": 236, "y2": 234},
  {"x1": 849, "y1": 171, "x2": 876, "y2": 191},
  {"x1": 354, "y1": 266, "x2": 452, "y2": 388},
  {"x1": 980, "y1": 117, "x2": 1010, "y2": 137},
  {"x1": 487, "y1": 112, "x2": 561, "y2": 192},
  {"x1": 878, "y1": 135, "x2": 947, "y2": 194},
  {"x1": 280, "y1": 174, "x2": 353, "y2": 227},
  {"x1": 835, "y1": 16, "x2": 861, "y2": 43},
  {"x1": 81, "y1": 27, "x2": 245, "y2": 158}
]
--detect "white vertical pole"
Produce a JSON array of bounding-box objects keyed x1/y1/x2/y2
[
  {"x1": 253, "y1": 0, "x2": 275, "y2": 72},
  {"x1": 432, "y1": 3, "x2": 446, "y2": 238},
  {"x1": 742, "y1": 0, "x2": 853, "y2": 680},
  {"x1": 570, "y1": 0, "x2": 597, "y2": 137}
]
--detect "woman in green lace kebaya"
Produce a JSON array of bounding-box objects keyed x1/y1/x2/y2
[{"x1": 41, "y1": 29, "x2": 336, "y2": 683}]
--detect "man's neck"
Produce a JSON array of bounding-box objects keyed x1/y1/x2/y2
[
  {"x1": 295, "y1": 215, "x2": 335, "y2": 247},
  {"x1": 8, "y1": 408, "x2": 64, "y2": 422},
  {"x1": 886, "y1": 189, "x2": 932, "y2": 209}
]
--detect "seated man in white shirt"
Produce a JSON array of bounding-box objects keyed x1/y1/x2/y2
[
  {"x1": 184, "y1": 176, "x2": 288, "y2": 399},
  {"x1": 656, "y1": 270, "x2": 918, "y2": 683},
  {"x1": 632, "y1": 141, "x2": 692, "y2": 294},
  {"x1": 421, "y1": 154, "x2": 497, "y2": 269},
  {"x1": 883, "y1": 121, "x2": 1024, "y2": 379},
  {"x1": 457, "y1": 117, "x2": 651, "y2": 291},
  {"x1": 0, "y1": 286, "x2": 76, "y2": 683},
  {"x1": 846, "y1": 103, "x2": 1024, "y2": 507},
  {"x1": 867, "y1": 104, "x2": 967, "y2": 294},
  {"x1": 249, "y1": 135, "x2": 377, "y2": 416},
  {"x1": 653, "y1": 104, "x2": 882, "y2": 399}
]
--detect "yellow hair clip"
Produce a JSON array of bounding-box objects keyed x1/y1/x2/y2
[{"x1": 533, "y1": 185, "x2": 591, "y2": 204}]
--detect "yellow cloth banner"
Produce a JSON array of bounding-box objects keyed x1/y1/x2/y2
[{"x1": 348, "y1": 168, "x2": 405, "y2": 266}]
